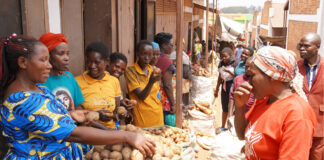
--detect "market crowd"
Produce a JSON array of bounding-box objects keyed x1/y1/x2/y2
[{"x1": 0, "y1": 31, "x2": 322, "y2": 160}]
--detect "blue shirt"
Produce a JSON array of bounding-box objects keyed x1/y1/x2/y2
[
  {"x1": 304, "y1": 57, "x2": 321, "y2": 90},
  {"x1": 234, "y1": 61, "x2": 246, "y2": 77},
  {"x1": 235, "y1": 47, "x2": 244, "y2": 60},
  {"x1": 40, "y1": 71, "x2": 84, "y2": 111}
]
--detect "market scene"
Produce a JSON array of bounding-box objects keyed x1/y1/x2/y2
[{"x1": 0, "y1": 0, "x2": 323, "y2": 159}]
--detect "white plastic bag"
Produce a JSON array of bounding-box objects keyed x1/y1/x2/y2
[
  {"x1": 219, "y1": 66, "x2": 234, "y2": 81},
  {"x1": 191, "y1": 75, "x2": 214, "y2": 104},
  {"x1": 211, "y1": 131, "x2": 245, "y2": 160},
  {"x1": 188, "y1": 115, "x2": 216, "y2": 137}
]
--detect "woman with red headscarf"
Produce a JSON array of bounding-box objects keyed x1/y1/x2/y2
[
  {"x1": 39, "y1": 32, "x2": 84, "y2": 111},
  {"x1": 234, "y1": 46, "x2": 316, "y2": 159}
]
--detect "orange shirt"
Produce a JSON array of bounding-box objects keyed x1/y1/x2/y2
[
  {"x1": 245, "y1": 93, "x2": 316, "y2": 160},
  {"x1": 125, "y1": 62, "x2": 163, "y2": 128}
]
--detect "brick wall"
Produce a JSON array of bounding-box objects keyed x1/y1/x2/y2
[
  {"x1": 260, "y1": 28, "x2": 268, "y2": 36},
  {"x1": 272, "y1": 27, "x2": 285, "y2": 37},
  {"x1": 251, "y1": 28, "x2": 256, "y2": 47},
  {"x1": 287, "y1": 20, "x2": 317, "y2": 59},
  {"x1": 289, "y1": 0, "x2": 320, "y2": 15},
  {"x1": 250, "y1": 11, "x2": 259, "y2": 47},
  {"x1": 252, "y1": 11, "x2": 258, "y2": 26},
  {"x1": 260, "y1": 1, "x2": 271, "y2": 36},
  {"x1": 261, "y1": 1, "x2": 271, "y2": 25}
]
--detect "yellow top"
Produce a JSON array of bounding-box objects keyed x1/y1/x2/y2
[
  {"x1": 125, "y1": 62, "x2": 164, "y2": 128},
  {"x1": 75, "y1": 71, "x2": 121, "y2": 129}
]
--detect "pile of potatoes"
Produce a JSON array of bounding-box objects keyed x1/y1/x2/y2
[
  {"x1": 86, "y1": 124, "x2": 182, "y2": 160},
  {"x1": 86, "y1": 144, "x2": 131, "y2": 160},
  {"x1": 148, "y1": 126, "x2": 190, "y2": 144},
  {"x1": 192, "y1": 67, "x2": 211, "y2": 77},
  {"x1": 189, "y1": 100, "x2": 213, "y2": 115}
]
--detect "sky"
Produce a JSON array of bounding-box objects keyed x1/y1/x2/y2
[{"x1": 215, "y1": 0, "x2": 287, "y2": 9}]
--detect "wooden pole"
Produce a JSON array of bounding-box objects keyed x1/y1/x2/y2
[
  {"x1": 212, "y1": 0, "x2": 215, "y2": 52},
  {"x1": 205, "y1": 0, "x2": 209, "y2": 67},
  {"x1": 215, "y1": 0, "x2": 218, "y2": 50},
  {"x1": 175, "y1": 0, "x2": 184, "y2": 128},
  {"x1": 211, "y1": 0, "x2": 215, "y2": 75}
]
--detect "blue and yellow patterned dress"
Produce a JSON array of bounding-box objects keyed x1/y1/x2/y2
[{"x1": 0, "y1": 85, "x2": 92, "y2": 159}]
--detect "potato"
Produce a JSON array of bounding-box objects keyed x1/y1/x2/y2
[
  {"x1": 171, "y1": 155, "x2": 181, "y2": 160},
  {"x1": 111, "y1": 143, "x2": 123, "y2": 152},
  {"x1": 156, "y1": 145, "x2": 164, "y2": 155},
  {"x1": 153, "y1": 67, "x2": 161, "y2": 75},
  {"x1": 122, "y1": 146, "x2": 132, "y2": 160},
  {"x1": 86, "y1": 111, "x2": 100, "y2": 121},
  {"x1": 94, "y1": 145, "x2": 105, "y2": 152},
  {"x1": 163, "y1": 149, "x2": 173, "y2": 158},
  {"x1": 85, "y1": 150, "x2": 93, "y2": 160},
  {"x1": 129, "y1": 99, "x2": 138, "y2": 106},
  {"x1": 117, "y1": 106, "x2": 127, "y2": 115},
  {"x1": 172, "y1": 146, "x2": 181, "y2": 155},
  {"x1": 92, "y1": 152, "x2": 100, "y2": 160},
  {"x1": 110, "y1": 151, "x2": 123, "y2": 160},
  {"x1": 152, "y1": 154, "x2": 162, "y2": 160},
  {"x1": 126, "y1": 124, "x2": 137, "y2": 132},
  {"x1": 100, "y1": 149, "x2": 110, "y2": 159},
  {"x1": 119, "y1": 125, "x2": 127, "y2": 131},
  {"x1": 131, "y1": 149, "x2": 144, "y2": 160}
]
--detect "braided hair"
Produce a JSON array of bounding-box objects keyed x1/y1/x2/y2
[{"x1": 0, "y1": 34, "x2": 41, "y2": 98}]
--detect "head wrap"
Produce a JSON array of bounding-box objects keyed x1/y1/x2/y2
[
  {"x1": 39, "y1": 32, "x2": 68, "y2": 52},
  {"x1": 152, "y1": 42, "x2": 159, "y2": 50},
  {"x1": 253, "y1": 46, "x2": 307, "y2": 101}
]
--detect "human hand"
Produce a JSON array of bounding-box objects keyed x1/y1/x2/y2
[
  {"x1": 233, "y1": 82, "x2": 253, "y2": 108},
  {"x1": 98, "y1": 110, "x2": 115, "y2": 122},
  {"x1": 121, "y1": 98, "x2": 135, "y2": 110},
  {"x1": 170, "y1": 105, "x2": 176, "y2": 114},
  {"x1": 214, "y1": 89, "x2": 219, "y2": 97},
  {"x1": 125, "y1": 132, "x2": 156, "y2": 157},
  {"x1": 149, "y1": 72, "x2": 161, "y2": 83},
  {"x1": 70, "y1": 110, "x2": 89, "y2": 123}
]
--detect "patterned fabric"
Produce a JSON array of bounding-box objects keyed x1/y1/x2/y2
[
  {"x1": 253, "y1": 46, "x2": 307, "y2": 101},
  {"x1": 0, "y1": 85, "x2": 92, "y2": 159}
]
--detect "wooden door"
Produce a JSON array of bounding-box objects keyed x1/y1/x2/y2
[
  {"x1": 141, "y1": 0, "x2": 156, "y2": 41},
  {"x1": 0, "y1": 0, "x2": 23, "y2": 37}
]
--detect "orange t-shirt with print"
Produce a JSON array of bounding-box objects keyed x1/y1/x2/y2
[{"x1": 244, "y1": 93, "x2": 316, "y2": 160}]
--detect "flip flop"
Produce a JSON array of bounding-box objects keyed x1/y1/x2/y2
[{"x1": 216, "y1": 128, "x2": 228, "y2": 134}]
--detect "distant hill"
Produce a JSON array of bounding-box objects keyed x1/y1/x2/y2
[{"x1": 220, "y1": 6, "x2": 261, "y2": 14}]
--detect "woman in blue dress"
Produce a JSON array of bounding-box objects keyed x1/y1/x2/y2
[{"x1": 0, "y1": 35, "x2": 155, "y2": 159}]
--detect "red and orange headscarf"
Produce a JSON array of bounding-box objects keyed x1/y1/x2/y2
[
  {"x1": 253, "y1": 46, "x2": 307, "y2": 101},
  {"x1": 39, "y1": 32, "x2": 68, "y2": 52}
]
